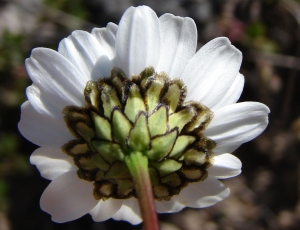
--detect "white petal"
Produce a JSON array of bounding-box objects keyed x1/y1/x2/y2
[
  {"x1": 181, "y1": 37, "x2": 242, "y2": 108},
  {"x1": 204, "y1": 102, "x2": 270, "y2": 154},
  {"x1": 40, "y1": 170, "x2": 98, "y2": 223},
  {"x1": 91, "y1": 55, "x2": 113, "y2": 80},
  {"x1": 208, "y1": 153, "x2": 241, "y2": 179},
  {"x1": 89, "y1": 199, "x2": 122, "y2": 222},
  {"x1": 155, "y1": 199, "x2": 185, "y2": 213},
  {"x1": 156, "y1": 14, "x2": 197, "y2": 78},
  {"x1": 92, "y1": 22, "x2": 118, "y2": 60},
  {"x1": 173, "y1": 177, "x2": 230, "y2": 208},
  {"x1": 26, "y1": 85, "x2": 61, "y2": 118},
  {"x1": 115, "y1": 6, "x2": 160, "y2": 78},
  {"x1": 58, "y1": 30, "x2": 105, "y2": 79},
  {"x1": 30, "y1": 147, "x2": 76, "y2": 180},
  {"x1": 112, "y1": 198, "x2": 142, "y2": 225},
  {"x1": 210, "y1": 73, "x2": 245, "y2": 112},
  {"x1": 26, "y1": 48, "x2": 85, "y2": 108},
  {"x1": 18, "y1": 101, "x2": 74, "y2": 147}
]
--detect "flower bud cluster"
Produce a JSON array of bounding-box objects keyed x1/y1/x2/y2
[{"x1": 62, "y1": 67, "x2": 215, "y2": 201}]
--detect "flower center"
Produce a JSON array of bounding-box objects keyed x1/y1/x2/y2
[{"x1": 62, "y1": 67, "x2": 216, "y2": 201}]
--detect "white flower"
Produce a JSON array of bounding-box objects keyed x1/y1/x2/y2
[{"x1": 18, "y1": 5, "x2": 269, "y2": 225}]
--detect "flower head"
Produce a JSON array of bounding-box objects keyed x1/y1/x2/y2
[{"x1": 18, "y1": 6, "x2": 269, "y2": 225}]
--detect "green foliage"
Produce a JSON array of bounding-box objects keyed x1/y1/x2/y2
[
  {"x1": 0, "y1": 31, "x2": 27, "y2": 107},
  {"x1": 0, "y1": 31, "x2": 30, "y2": 212},
  {"x1": 244, "y1": 21, "x2": 279, "y2": 53},
  {"x1": 0, "y1": 133, "x2": 31, "y2": 211},
  {"x1": 0, "y1": 134, "x2": 30, "y2": 176},
  {"x1": 0, "y1": 31, "x2": 25, "y2": 72},
  {"x1": 246, "y1": 22, "x2": 266, "y2": 38},
  {"x1": 44, "y1": 0, "x2": 87, "y2": 19}
]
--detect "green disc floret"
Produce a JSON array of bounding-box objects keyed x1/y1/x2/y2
[{"x1": 62, "y1": 67, "x2": 215, "y2": 201}]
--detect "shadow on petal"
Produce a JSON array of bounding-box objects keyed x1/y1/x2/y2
[
  {"x1": 40, "y1": 170, "x2": 98, "y2": 223},
  {"x1": 172, "y1": 177, "x2": 230, "y2": 208}
]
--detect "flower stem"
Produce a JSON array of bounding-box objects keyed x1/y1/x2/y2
[{"x1": 125, "y1": 151, "x2": 160, "y2": 230}]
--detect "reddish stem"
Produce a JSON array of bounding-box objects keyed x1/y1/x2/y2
[{"x1": 125, "y1": 151, "x2": 160, "y2": 230}]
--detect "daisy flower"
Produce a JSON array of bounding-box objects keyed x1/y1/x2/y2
[{"x1": 18, "y1": 5, "x2": 269, "y2": 227}]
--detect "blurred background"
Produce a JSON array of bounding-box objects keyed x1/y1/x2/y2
[{"x1": 1, "y1": 0, "x2": 300, "y2": 229}]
